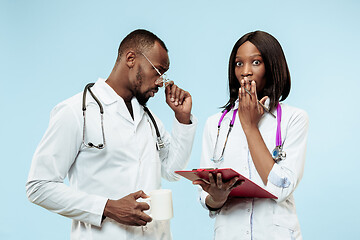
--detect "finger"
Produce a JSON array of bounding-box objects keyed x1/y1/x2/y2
[
  {"x1": 139, "y1": 212, "x2": 152, "y2": 223},
  {"x1": 170, "y1": 84, "x2": 178, "y2": 103},
  {"x1": 133, "y1": 190, "x2": 149, "y2": 199},
  {"x1": 245, "y1": 80, "x2": 252, "y2": 104},
  {"x1": 135, "y1": 219, "x2": 148, "y2": 226},
  {"x1": 240, "y1": 80, "x2": 246, "y2": 98},
  {"x1": 259, "y1": 96, "x2": 268, "y2": 105},
  {"x1": 178, "y1": 90, "x2": 186, "y2": 105},
  {"x1": 165, "y1": 81, "x2": 174, "y2": 102},
  {"x1": 226, "y1": 177, "x2": 239, "y2": 190},
  {"x1": 209, "y1": 173, "x2": 216, "y2": 186},
  {"x1": 232, "y1": 180, "x2": 244, "y2": 188},
  {"x1": 174, "y1": 87, "x2": 181, "y2": 106},
  {"x1": 137, "y1": 201, "x2": 150, "y2": 211},
  {"x1": 240, "y1": 80, "x2": 250, "y2": 106},
  {"x1": 216, "y1": 173, "x2": 223, "y2": 189},
  {"x1": 193, "y1": 178, "x2": 210, "y2": 185},
  {"x1": 239, "y1": 81, "x2": 246, "y2": 104},
  {"x1": 238, "y1": 87, "x2": 242, "y2": 101},
  {"x1": 245, "y1": 78, "x2": 251, "y2": 91},
  {"x1": 251, "y1": 81, "x2": 257, "y2": 102},
  {"x1": 251, "y1": 81, "x2": 259, "y2": 111}
]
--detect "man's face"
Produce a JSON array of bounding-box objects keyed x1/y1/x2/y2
[{"x1": 133, "y1": 41, "x2": 169, "y2": 106}]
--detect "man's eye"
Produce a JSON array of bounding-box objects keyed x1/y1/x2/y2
[{"x1": 235, "y1": 62, "x2": 243, "y2": 67}]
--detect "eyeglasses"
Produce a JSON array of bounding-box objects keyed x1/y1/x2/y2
[{"x1": 141, "y1": 52, "x2": 170, "y2": 87}]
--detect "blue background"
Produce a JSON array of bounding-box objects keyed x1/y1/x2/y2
[{"x1": 1, "y1": 0, "x2": 359, "y2": 239}]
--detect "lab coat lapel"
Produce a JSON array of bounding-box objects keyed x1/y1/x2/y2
[
  {"x1": 131, "y1": 97, "x2": 145, "y2": 129},
  {"x1": 116, "y1": 99, "x2": 135, "y2": 124},
  {"x1": 93, "y1": 78, "x2": 135, "y2": 124}
]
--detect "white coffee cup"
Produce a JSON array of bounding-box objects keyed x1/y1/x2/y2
[{"x1": 143, "y1": 189, "x2": 173, "y2": 221}]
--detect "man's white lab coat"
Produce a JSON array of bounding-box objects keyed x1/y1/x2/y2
[{"x1": 26, "y1": 78, "x2": 197, "y2": 239}]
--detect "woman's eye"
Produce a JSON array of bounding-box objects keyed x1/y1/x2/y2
[
  {"x1": 235, "y1": 62, "x2": 243, "y2": 67},
  {"x1": 253, "y1": 60, "x2": 261, "y2": 65}
]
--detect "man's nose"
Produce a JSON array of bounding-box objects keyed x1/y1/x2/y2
[{"x1": 155, "y1": 78, "x2": 164, "y2": 87}]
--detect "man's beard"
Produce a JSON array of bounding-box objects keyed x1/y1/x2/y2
[{"x1": 134, "y1": 68, "x2": 150, "y2": 106}]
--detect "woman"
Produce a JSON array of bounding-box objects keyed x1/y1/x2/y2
[{"x1": 194, "y1": 31, "x2": 309, "y2": 239}]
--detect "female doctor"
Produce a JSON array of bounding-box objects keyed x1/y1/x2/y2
[{"x1": 193, "y1": 31, "x2": 309, "y2": 239}]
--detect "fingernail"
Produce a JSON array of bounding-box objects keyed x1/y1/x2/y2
[{"x1": 171, "y1": 97, "x2": 175, "y2": 102}]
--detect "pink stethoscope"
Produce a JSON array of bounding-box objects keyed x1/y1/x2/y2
[{"x1": 210, "y1": 103, "x2": 286, "y2": 163}]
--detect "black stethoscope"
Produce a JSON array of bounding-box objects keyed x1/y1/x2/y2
[{"x1": 82, "y1": 83, "x2": 164, "y2": 150}]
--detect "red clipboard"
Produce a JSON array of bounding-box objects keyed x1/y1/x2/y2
[{"x1": 175, "y1": 168, "x2": 277, "y2": 199}]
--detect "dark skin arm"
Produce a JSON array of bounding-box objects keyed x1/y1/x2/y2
[
  {"x1": 103, "y1": 190, "x2": 152, "y2": 226},
  {"x1": 238, "y1": 80, "x2": 274, "y2": 185}
]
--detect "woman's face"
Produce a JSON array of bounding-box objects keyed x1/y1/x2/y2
[{"x1": 234, "y1": 41, "x2": 266, "y2": 93}]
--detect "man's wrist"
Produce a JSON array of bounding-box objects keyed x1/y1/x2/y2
[{"x1": 175, "y1": 112, "x2": 191, "y2": 124}]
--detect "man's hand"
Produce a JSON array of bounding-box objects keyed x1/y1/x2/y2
[
  {"x1": 103, "y1": 190, "x2": 152, "y2": 226},
  {"x1": 165, "y1": 81, "x2": 192, "y2": 124}
]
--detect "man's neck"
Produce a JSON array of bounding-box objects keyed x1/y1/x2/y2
[
  {"x1": 124, "y1": 100, "x2": 134, "y2": 120},
  {"x1": 106, "y1": 65, "x2": 135, "y2": 120}
]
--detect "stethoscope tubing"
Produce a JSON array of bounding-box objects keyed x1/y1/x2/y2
[
  {"x1": 82, "y1": 83, "x2": 164, "y2": 150},
  {"x1": 212, "y1": 103, "x2": 283, "y2": 163}
]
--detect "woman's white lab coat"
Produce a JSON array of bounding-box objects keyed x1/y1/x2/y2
[{"x1": 199, "y1": 101, "x2": 308, "y2": 240}]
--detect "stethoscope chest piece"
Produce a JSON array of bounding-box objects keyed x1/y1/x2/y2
[
  {"x1": 272, "y1": 145, "x2": 286, "y2": 163},
  {"x1": 272, "y1": 103, "x2": 286, "y2": 163}
]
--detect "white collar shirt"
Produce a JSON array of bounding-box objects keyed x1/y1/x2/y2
[
  {"x1": 199, "y1": 100, "x2": 308, "y2": 240},
  {"x1": 26, "y1": 78, "x2": 197, "y2": 240}
]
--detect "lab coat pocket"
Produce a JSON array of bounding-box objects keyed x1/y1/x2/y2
[
  {"x1": 273, "y1": 214, "x2": 298, "y2": 240},
  {"x1": 273, "y1": 224, "x2": 296, "y2": 240}
]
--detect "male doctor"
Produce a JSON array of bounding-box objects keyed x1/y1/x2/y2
[{"x1": 26, "y1": 29, "x2": 197, "y2": 239}]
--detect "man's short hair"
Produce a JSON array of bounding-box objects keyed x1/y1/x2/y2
[{"x1": 117, "y1": 29, "x2": 168, "y2": 62}]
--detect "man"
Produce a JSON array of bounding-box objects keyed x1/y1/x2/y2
[{"x1": 26, "y1": 29, "x2": 197, "y2": 239}]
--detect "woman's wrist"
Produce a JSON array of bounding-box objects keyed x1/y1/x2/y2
[
  {"x1": 205, "y1": 195, "x2": 227, "y2": 210},
  {"x1": 242, "y1": 124, "x2": 259, "y2": 136}
]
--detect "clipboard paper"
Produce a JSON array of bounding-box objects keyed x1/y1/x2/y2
[{"x1": 175, "y1": 168, "x2": 277, "y2": 199}]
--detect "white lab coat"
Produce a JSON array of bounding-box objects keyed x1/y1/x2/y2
[
  {"x1": 199, "y1": 100, "x2": 308, "y2": 240},
  {"x1": 26, "y1": 78, "x2": 197, "y2": 240}
]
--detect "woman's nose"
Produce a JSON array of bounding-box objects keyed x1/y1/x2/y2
[{"x1": 241, "y1": 64, "x2": 253, "y2": 77}]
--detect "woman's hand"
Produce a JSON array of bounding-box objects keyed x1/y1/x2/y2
[
  {"x1": 238, "y1": 80, "x2": 268, "y2": 132},
  {"x1": 193, "y1": 173, "x2": 243, "y2": 209}
]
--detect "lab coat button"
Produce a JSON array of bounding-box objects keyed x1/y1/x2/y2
[
  {"x1": 246, "y1": 230, "x2": 249, "y2": 234},
  {"x1": 247, "y1": 209, "x2": 250, "y2": 212}
]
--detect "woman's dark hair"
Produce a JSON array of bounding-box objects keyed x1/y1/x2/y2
[{"x1": 224, "y1": 30, "x2": 291, "y2": 111}]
